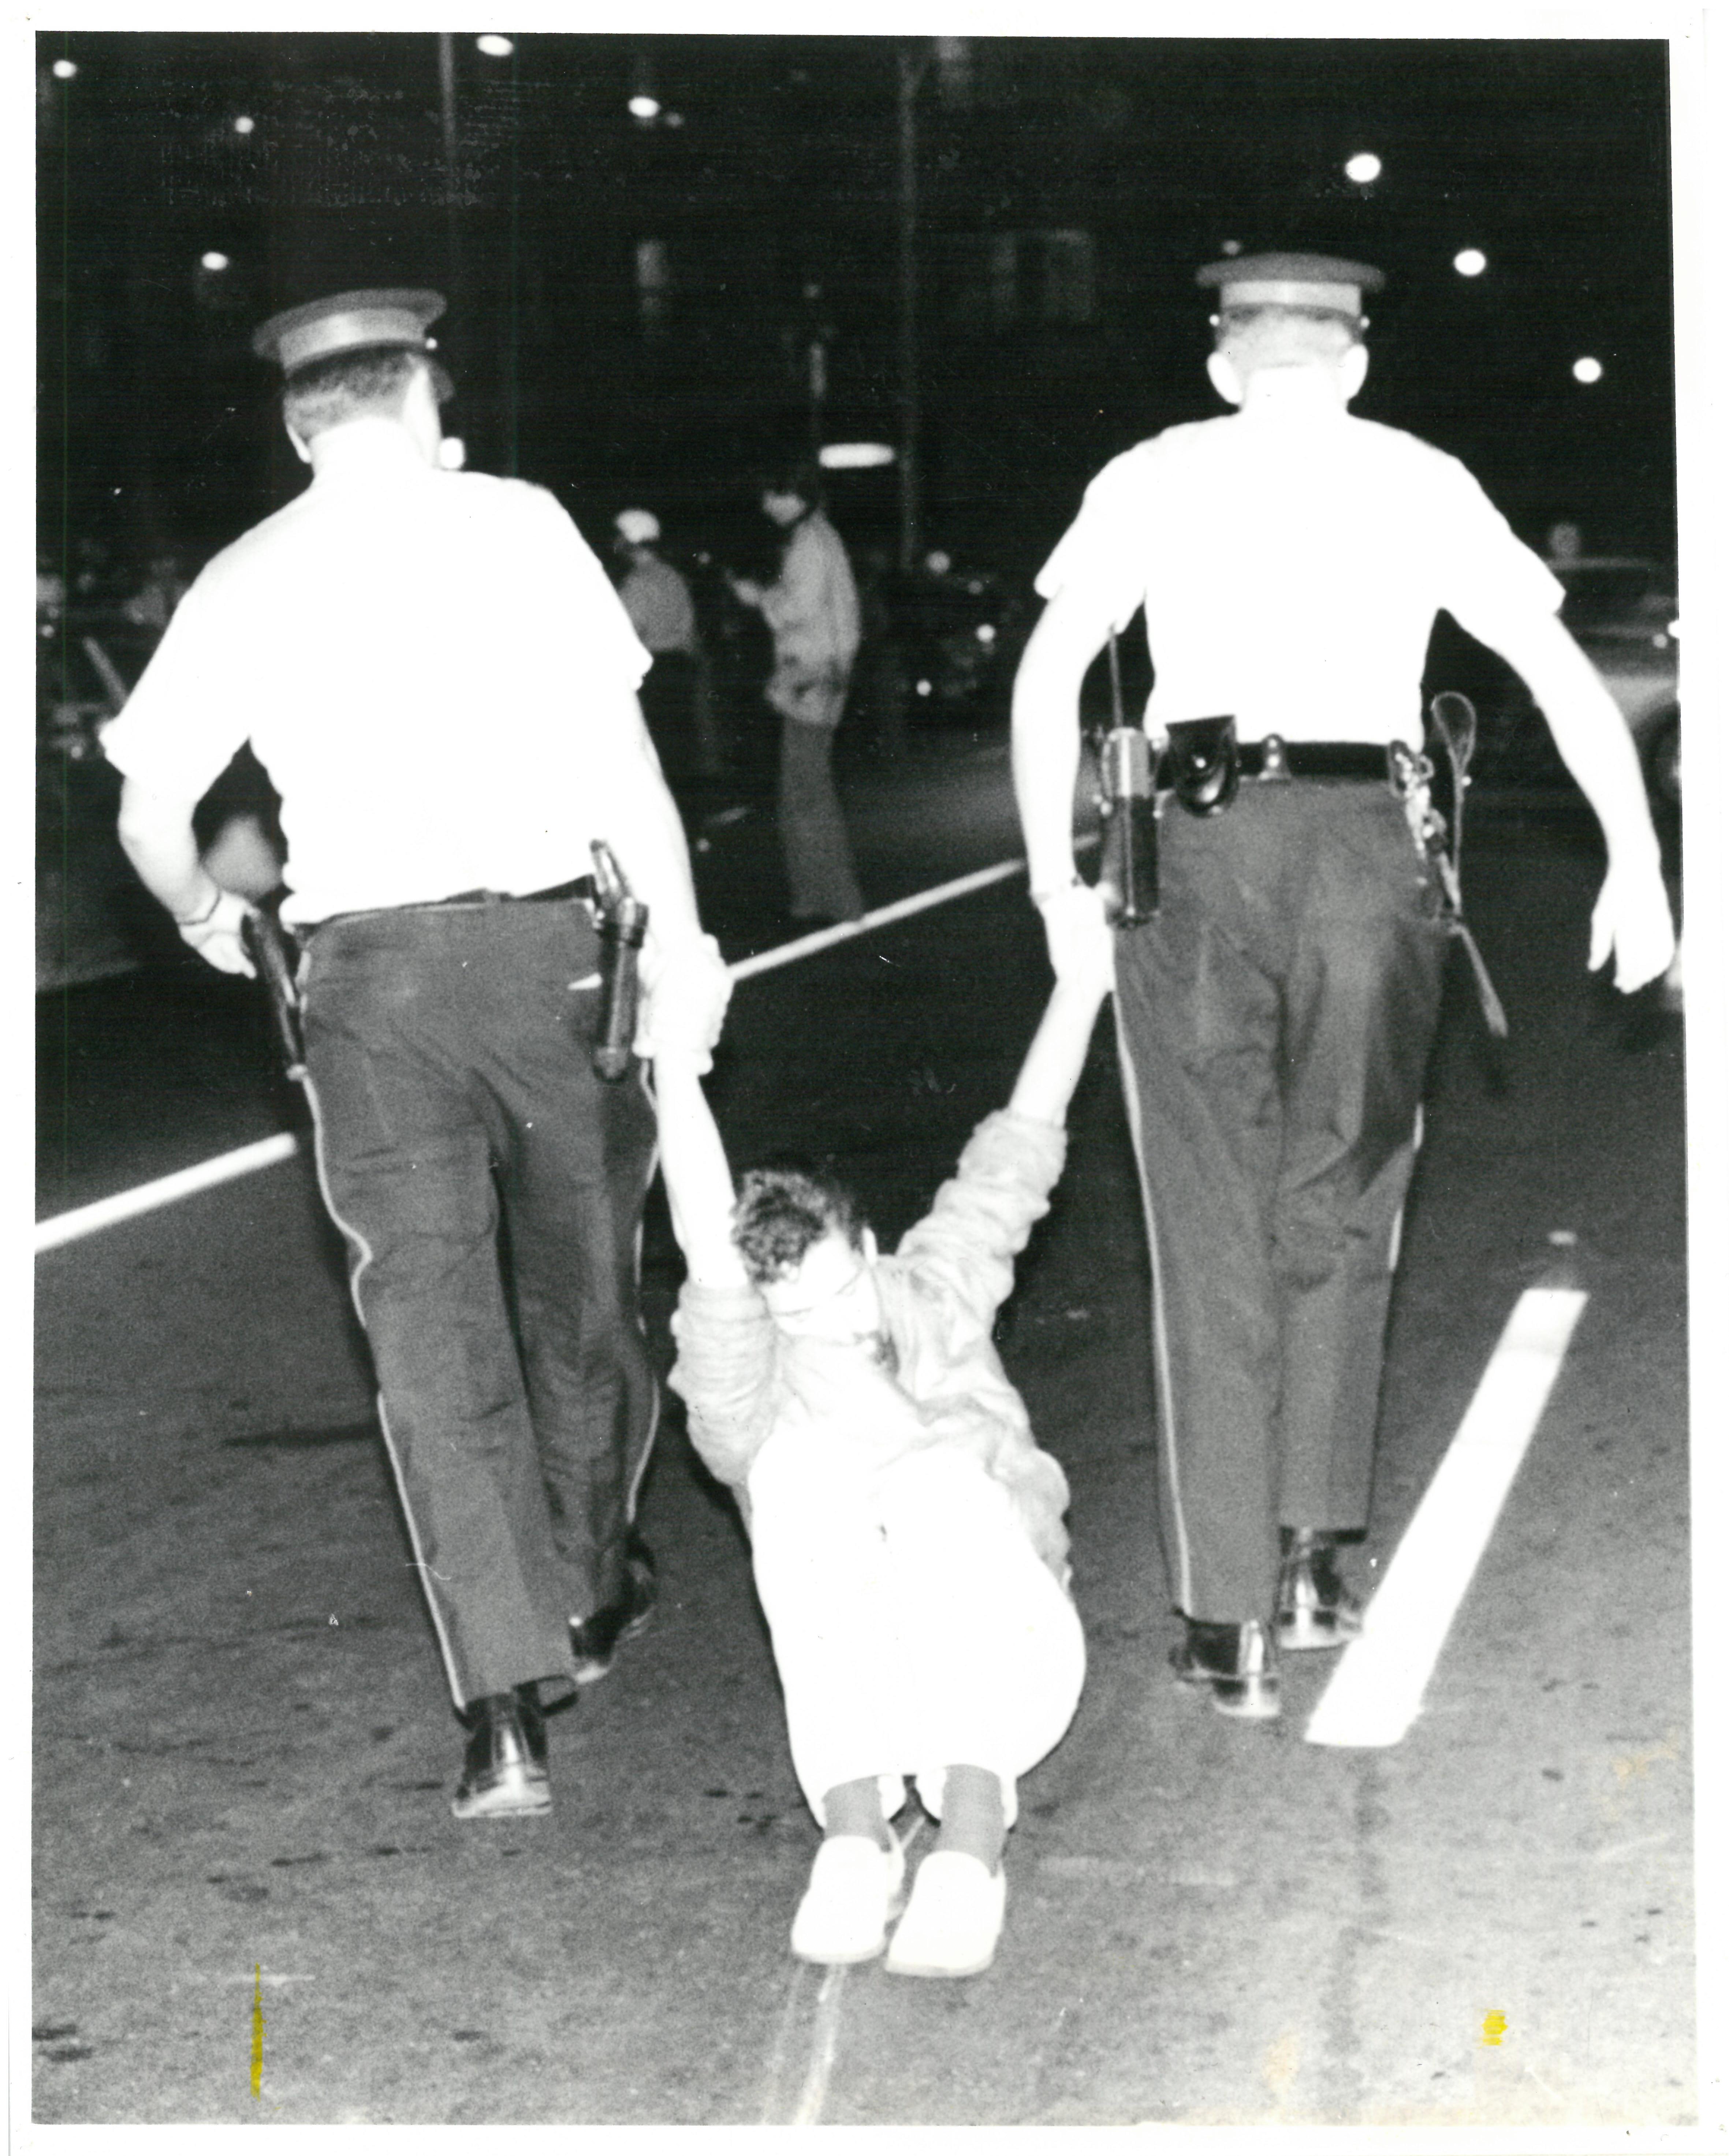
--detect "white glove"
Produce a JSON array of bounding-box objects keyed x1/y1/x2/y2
[
  {"x1": 177, "y1": 887, "x2": 256, "y2": 976},
  {"x1": 1588, "y1": 853, "x2": 1676, "y2": 993},
  {"x1": 1033, "y1": 877, "x2": 1114, "y2": 997}
]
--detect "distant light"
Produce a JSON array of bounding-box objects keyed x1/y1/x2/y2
[
  {"x1": 915, "y1": 679, "x2": 933, "y2": 697},
  {"x1": 1344, "y1": 152, "x2": 1382, "y2": 184},
  {"x1": 975, "y1": 622, "x2": 997, "y2": 646},
  {"x1": 1453, "y1": 248, "x2": 1487, "y2": 277},
  {"x1": 818, "y1": 441, "x2": 896, "y2": 470},
  {"x1": 1220, "y1": 240, "x2": 1242, "y2": 257},
  {"x1": 664, "y1": 111, "x2": 685, "y2": 128},
  {"x1": 476, "y1": 34, "x2": 514, "y2": 57},
  {"x1": 201, "y1": 251, "x2": 230, "y2": 273},
  {"x1": 52, "y1": 58, "x2": 77, "y2": 80},
  {"x1": 1572, "y1": 356, "x2": 1604, "y2": 385},
  {"x1": 233, "y1": 114, "x2": 255, "y2": 135},
  {"x1": 628, "y1": 94, "x2": 660, "y2": 120}
]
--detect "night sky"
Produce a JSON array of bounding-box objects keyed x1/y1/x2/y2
[{"x1": 37, "y1": 32, "x2": 1676, "y2": 575}]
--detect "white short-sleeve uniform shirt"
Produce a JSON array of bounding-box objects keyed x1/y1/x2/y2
[
  {"x1": 1035, "y1": 411, "x2": 1564, "y2": 747},
  {"x1": 101, "y1": 461, "x2": 653, "y2": 924}
]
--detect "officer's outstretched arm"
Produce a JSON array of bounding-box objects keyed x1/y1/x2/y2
[
  {"x1": 1011, "y1": 585, "x2": 1118, "y2": 985},
  {"x1": 116, "y1": 776, "x2": 256, "y2": 976},
  {"x1": 1476, "y1": 608, "x2": 1675, "y2": 992},
  {"x1": 588, "y1": 694, "x2": 733, "y2": 1066}
]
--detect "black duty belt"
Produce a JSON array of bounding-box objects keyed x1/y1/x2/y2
[
  {"x1": 426, "y1": 875, "x2": 598, "y2": 907},
  {"x1": 1228, "y1": 737, "x2": 1391, "y2": 784}
]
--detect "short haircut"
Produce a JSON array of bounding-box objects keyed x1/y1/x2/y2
[
  {"x1": 731, "y1": 1161, "x2": 863, "y2": 1286},
  {"x1": 282, "y1": 346, "x2": 428, "y2": 441}
]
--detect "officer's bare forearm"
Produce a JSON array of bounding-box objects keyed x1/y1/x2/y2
[
  {"x1": 116, "y1": 777, "x2": 221, "y2": 921},
  {"x1": 1485, "y1": 612, "x2": 1664, "y2": 866},
  {"x1": 1011, "y1": 593, "x2": 1109, "y2": 894},
  {"x1": 1007, "y1": 974, "x2": 1110, "y2": 1129}
]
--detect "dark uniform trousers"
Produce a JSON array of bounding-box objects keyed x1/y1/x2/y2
[
  {"x1": 299, "y1": 897, "x2": 659, "y2": 1708},
  {"x1": 1112, "y1": 777, "x2": 1450, "y2": 1625}
]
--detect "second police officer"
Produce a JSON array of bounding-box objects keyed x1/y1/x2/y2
[{"x1": 1011, "y1": 252, "x2": 1675, "y2": 1720}]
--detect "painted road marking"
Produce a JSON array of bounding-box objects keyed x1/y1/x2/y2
[
  {"x1": 1304, "y1": 1285, "x2": 1589, "y2": 1749},
  {"x1": 33, "y1": 1131, "x2": 303, "y2": 1253},
  {"x1": 36, "y1": 856, "x2": 1045, "y2": 1253}
]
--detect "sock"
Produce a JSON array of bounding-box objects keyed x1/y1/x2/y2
[
  {"x1": 932, "y1": 1764, "x2": 1006, "y2": 1873},
  {"x1": 821, "y1": 1776, "x2": 892, "y2": 1849}
]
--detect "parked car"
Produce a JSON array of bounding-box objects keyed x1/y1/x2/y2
[{"x1": 1440, "y1": 556, "x2": 1678, "y2": 813}]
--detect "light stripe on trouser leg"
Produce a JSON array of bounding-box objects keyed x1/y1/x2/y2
[
  {"x1": 1111, "y1": 987, "x2": 1193, "y2": 1617},
  {"x1": 300, "y1": 1065, "x2": 467, "y2": 1709}
]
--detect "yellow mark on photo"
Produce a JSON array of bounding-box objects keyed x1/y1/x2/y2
[
  {"x1": 251, "y1": 1963, "x2": 265, "y2": 2097},
  {"x1": 1480, "y1": 2010, "x2": 1508, "y2": 2048}
]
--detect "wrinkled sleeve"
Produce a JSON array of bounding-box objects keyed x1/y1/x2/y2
[
  {"x1": 668, "y1": 1280, "x2": 780, "y2": 1496},
  {"x1": 98, "y1": 570, "x2": 256, "y2": 799},
  {"x1": 1426, "y1": 453, "x2": 1566, "y2": 649},
  {"x1": 1032, "y1": 447, "x2": 1154, "y2": 637},
  {"x1": 520, "y1": 484, "x2": 655, "y2": 693},
  {"x1": 894, "y1": 1109, "x2": 1068, "y2": 1328}
]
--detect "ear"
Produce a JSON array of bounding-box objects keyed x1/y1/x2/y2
[
  {"x1": 1206, "y1": 350, "x2": 1245, "y2": 407},
  {"x1": 284, "y1": 420, "x2": 312, "y2": 466},
  {"x1": 1339, "y1": 342, "x2": 1369, "y2": 402}
]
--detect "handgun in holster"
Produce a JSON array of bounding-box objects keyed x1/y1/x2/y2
[
  {"x1": 1389, "y1": 690, "x2": 1508, "y2": 1039},
  {"x1": 241, "y1": 904, "x2": 308, "y2": 1084},
  {"x1": 589, "y1": 839, "x2": 649, "y2": 1081}
]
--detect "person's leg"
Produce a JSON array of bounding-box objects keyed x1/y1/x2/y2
[
  {"x1": 476, "y1": 904, "x2": 661, "y2": 1642},
  {"x1": 1272, "y1": 790, "x2": 1450, "y2": 1535},
  {"x1": 301, "y1": 913, "x2": 573, "y2": 1714},
  {"x1": 1111, "y1": 809, "x2": 1288, "y2": 1629},
  {"x1": 777, "y1": 702, "x2": 864, "y2": 922}
]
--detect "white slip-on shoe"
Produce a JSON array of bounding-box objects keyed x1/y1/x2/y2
[
  {"x1": 790, "y1": 1834, "x2": 908, "y2": 1966},
  {"x1": 884, "y1": 1851, "x2": 1006, "y2": 1979}
]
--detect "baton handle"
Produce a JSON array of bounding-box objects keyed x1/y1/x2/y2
[
  {"x1": 590, "y1": 839, "x2": 648, "y2": 1081},
  {"x1": 1096, "y1": 725, "x2": 1159, "y2": 925}
]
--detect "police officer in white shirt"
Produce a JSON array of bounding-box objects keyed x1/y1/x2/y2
[
  {"x1": 1012, "y1": 252, "x2": 1674, "y2": 1720},
  {"x1": 106, "y1": 289, "x2": 733, "y2": 1814}
]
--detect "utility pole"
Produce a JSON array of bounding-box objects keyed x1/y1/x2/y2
[{"x1": 895, "y1": 42, "x2": 928, "y2": 573}]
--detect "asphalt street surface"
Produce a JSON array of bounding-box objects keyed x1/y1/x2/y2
[{"x1": 34, "y1": 730, "x2": 1693, "y2": 2128}]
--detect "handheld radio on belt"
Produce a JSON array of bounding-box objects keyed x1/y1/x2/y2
[{"x1": 590, "y1": 839, "x2": 649, "y2": 1082}]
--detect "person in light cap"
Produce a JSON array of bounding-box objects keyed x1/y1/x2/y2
[
  {"x1": 105, "y1": 285, "x2": 733, "y2": 1817},
  {"x1": 1011, "y1": 249, "x2": 1674, "y2": 1720},
  {"x1": 611, "y1": 507, "x2": 721, "y2": 784}
]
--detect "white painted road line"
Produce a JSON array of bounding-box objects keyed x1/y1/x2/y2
[
  {"x1": 34, "y1": 857, "x2": 1046, "y2": 1252},
  {"x1": 1304, "y1": 1285, "x2": 1589, "y2": 1749},
  {"x1": 33, "y1": 1131, "x2": 304, "y2": 1254}
]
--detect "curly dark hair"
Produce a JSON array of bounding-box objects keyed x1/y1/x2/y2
[
  {"x1": 731, "y1": 1161, "x2": 864, "y2": 1287},
  {"x1": 282, "y1": 347, "x2": 445, "y2": 441}
]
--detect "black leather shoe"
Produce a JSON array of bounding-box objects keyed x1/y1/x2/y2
[
  {"x1": 1276, "y1": 1529, "x2": 1364, "y2": 1652},
  {"x1": 451, "y1": 1685, "x2": 551, "y2": 1820},
  {"x1": 1170, "y1": 1618, "x2": 1281, "y2": 1720},
  {"x1": 569, "y1": 1536, "x2": 657, "y2": 1686}
]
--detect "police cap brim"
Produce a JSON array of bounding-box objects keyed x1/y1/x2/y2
[{"x1": 252, "y1": 288, "x2": 447, "y2": 376}]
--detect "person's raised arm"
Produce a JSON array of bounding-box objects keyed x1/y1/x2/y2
[
  {"x1": 1006, "y1": 972, "x2": 1112, "y2": 1130},
  {"x1": 1470, "y1": 606, "x2": 1675, "y2": 992},
  {"x1": 582, "y1": 693, "x2": 733, "y2": 1067},
  {"x1": 652, "y1": 1052, "x2": 750, "y2": 1290},
  {"x1": 1010, "y1": 583, "x2": 1118, "y2": 986}
]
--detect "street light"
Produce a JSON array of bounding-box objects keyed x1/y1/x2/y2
[
  {"x1": 1344, "y1": 151, "x2": 1382, "y2": 184},
  {"x1": 476, "y1": 35, "x2": 514, "y2": 57},
  {"x1": 52, "y1": 58, "x2": 77, "y2": 80},
  {"x1": 201, "y1": 251, "x2": 230, "y2": 273},
  {"x1": 628, "y1": 94, "x2": 660, "y2": 120},
  {"x1": 1453, "y1": 248, "x2": 1487, "y2": 277},
  {"x1": 1572, "y1": 357, "x2": 1604, "y2": 384}
]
